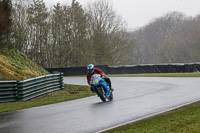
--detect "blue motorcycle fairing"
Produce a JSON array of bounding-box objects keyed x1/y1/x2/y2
[{"x1": 90, "y1": 74, "x2": 111, "y2": 98}]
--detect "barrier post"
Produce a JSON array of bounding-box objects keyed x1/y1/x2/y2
[{"x1": 60, "y1": 73, "x2": 64, "y2": 90}]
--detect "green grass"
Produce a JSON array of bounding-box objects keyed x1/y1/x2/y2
[
  {"x1": 104, "y1": 101, "x2": 200, "y2": 133},
  {"x1": 0, "y1": 84, "x2": 95, "y2": 113},
  {"x1": 0, "y1": 48, "x2": 49, "y2": 81},
  {"x1": 108, "y1": 73, "x2": 200, "y2": 77}
]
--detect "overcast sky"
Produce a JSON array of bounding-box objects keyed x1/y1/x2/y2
[{"x1": 43, "y1": 0, "x2": 200, "y2": 30}]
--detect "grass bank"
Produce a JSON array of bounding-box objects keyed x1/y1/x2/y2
[
  {"x1": 0, "y1": 48, "x2": 49, "y2": 81},
  {"x1": 0, "y1": 84, "x2": 95, "y2": 113}
]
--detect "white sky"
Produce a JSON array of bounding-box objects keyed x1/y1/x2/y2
[{"x1": 43, "y1": 0, "x2": 200, "y2": 30}]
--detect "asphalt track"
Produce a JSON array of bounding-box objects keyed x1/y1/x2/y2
[{"x1": 1, "y1": 77, "x2": 200, "y2": 133}]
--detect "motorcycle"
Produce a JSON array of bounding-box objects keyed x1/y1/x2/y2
[{"x1": 90, "y1": 74, "x2": 113, "y2": 102}]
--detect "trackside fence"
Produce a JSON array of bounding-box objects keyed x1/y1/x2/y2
[
  {"x1": 45, "y1": 63, "x2": 200, "y2": 76},
  {"x1": 0, "y1": 73, "x2": 64, "y2": 103}
]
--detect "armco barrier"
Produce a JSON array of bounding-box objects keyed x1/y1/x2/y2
[
  {"x1": 0, "y1": 73, "x2": 64, "y2": 103},
  {"x1": 0, "y1": 81, "x2": 17, "y2": 103}
]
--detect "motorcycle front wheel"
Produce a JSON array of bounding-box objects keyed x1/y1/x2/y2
[{"x1": 96, "y1": 86, "x2": 106, "y2": 102}]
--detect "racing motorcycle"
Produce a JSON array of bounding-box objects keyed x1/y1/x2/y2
[{"x1": 90, "y1": 74, "x2": 113, "y2": 102}]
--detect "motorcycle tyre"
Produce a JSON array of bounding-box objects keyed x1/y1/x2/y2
[
  {"x1": 108, "y1": 92, "x2": 113, "y2": 101},
  {"x1": 96, "y1": 86, "x2": 106, "y2": 102}
]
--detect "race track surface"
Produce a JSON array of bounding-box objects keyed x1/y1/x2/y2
[{"x1": 1, "y1": 77, "x2": 200, "y2": 133}]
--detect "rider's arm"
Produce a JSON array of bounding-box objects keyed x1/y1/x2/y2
[
  {"x1": 95, "y1": 68, "x2": 105, "y2": 76},
  {"x1": 87, "y1": 72, "x2": 91, "y2": 85}
]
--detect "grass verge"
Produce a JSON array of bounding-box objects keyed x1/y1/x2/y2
[
  {"x1": 104, "y1": 101, "x2": 200, "y2": 133},
  {"x1": 65, "y1": 73, "x2": 200, "y2": 78},
  {"x1": 108, "y1": 73, "x2": 200, "y2": 77},
  {"x1": 0, "y1": 84, "x2": 95, "y2": 113}
]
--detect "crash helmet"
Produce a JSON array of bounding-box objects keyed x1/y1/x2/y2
[{"x1": 87, "y1": 64, "x2": 94, "y2": 74}]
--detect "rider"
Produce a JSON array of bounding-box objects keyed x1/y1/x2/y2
[{"x1": 87, "y1": 64, "x2": 114, "y2": 92}]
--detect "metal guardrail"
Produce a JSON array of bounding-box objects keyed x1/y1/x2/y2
[
  {"x1": 0, "y1": 81, "x2": 17, "y2": 103},
  {"x1": 0, "y1": 73, "x2": 64, "y2": 103}
]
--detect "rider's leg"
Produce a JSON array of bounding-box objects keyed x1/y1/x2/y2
[
  {"x1": 104, "y1": 77, "x2": 111, "y2": 88},
  {"x1": 104, "y1": 77, "x2": 114, "y2": 91}
]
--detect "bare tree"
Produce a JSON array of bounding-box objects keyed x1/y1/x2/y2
[
  {"x1": 12, "y1": 0, "x2": 29, "y2": 53},
  {"x1": 27, "y1": 0, "x2": 49, "y2": 67},
  {"x1": 86, "y1": 0, "x2": 132, "y2": 65},
  {"x1": 154, "y1": 15, "x2": 200, "y2": 63},
  {"x1": 134, "y1": 12, "x2": 187, "y2": 64},
  {"x1": 0, "y1": 0, "x2": 12, "y2": 48},
  {"x1": 67, "y1": 0, "x2": 90, "y2": 66}
]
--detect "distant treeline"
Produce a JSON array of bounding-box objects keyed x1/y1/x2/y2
[
  {"x1": 133, "y1": 12, "x2": 200, "y2": 64},
  {"x1": 0, "y1": 0, "x2": 200, "y2": 68}
]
